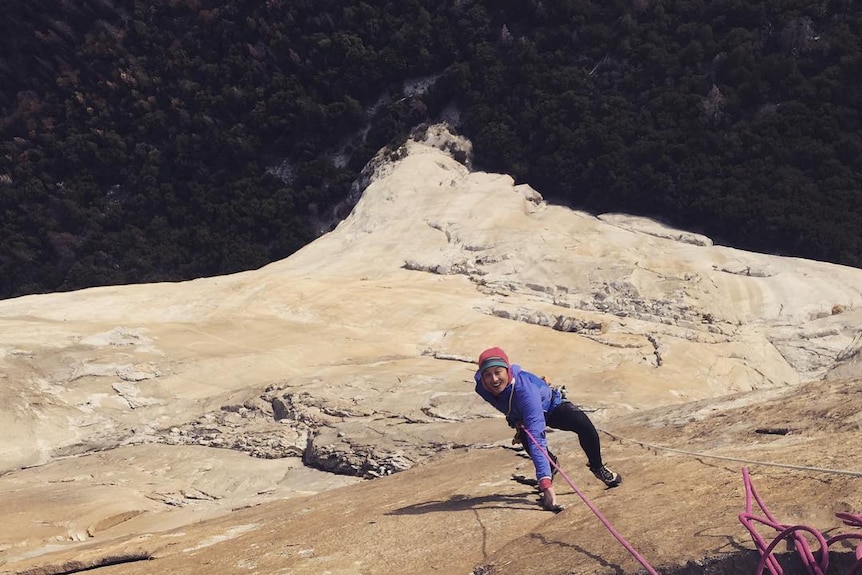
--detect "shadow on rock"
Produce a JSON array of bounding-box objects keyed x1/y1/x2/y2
[{"x1": 386, "y1": 493, "x2": 538, "y2": 515}]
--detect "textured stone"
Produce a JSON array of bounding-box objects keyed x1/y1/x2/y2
[{"x1": 0, "y1": 125, "x2": 860, "y2": 573}]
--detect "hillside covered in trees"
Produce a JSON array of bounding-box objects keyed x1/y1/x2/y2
[{"x1": 2, "y1": 0, "x2": 860, "y2": 299}]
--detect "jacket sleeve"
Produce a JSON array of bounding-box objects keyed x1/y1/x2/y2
[{"x1": 513, "y1": 377, "x2": 552, "y2": 481}]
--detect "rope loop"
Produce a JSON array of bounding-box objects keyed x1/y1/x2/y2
[{"x1": 739, "y1": 467, "x2": 862, "y2": 575}]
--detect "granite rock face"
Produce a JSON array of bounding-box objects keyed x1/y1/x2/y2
[{"x1": 1, "y1": 124, "x2": 860, "y2": 571}]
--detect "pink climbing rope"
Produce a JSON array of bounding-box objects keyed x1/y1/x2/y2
[
  {"x1": 519, "y1": 426, "x2": 659, "y2": 575},
  {"x1": 738, "y1": 467, "x2": 862, "y2": 575}
]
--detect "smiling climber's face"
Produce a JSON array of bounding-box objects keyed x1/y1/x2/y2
[{"x1": 481, "y1": 366, "x2": 510, "y2": 395}]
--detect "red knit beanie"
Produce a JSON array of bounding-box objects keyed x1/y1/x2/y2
[{"x1": 478, "y1": 347, "x2": 510, "y2": 373}]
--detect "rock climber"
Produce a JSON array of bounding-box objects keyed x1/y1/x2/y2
[{"x1": 474, "y1": 346, "x2": 622, "y2": 512}]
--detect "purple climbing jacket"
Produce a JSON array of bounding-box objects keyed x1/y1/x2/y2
[{"x1": 474, "y1": 364, "x2": 565, "y2": 481}]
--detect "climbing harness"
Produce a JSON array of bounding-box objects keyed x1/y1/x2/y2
[
  {"x1": 519, "y1": 426, "x2": 660, "y2": 575},
  {"x1": 739, "y1": 467, "x2": 862, "y2": 575}
]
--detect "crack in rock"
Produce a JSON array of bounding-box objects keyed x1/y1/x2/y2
[{"x1": 645, "y1": 334, "x2": 663, "y2": 367}]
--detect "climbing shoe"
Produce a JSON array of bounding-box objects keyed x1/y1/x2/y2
[
  {"x1": 538, "y1": 495, "x2": 565, "y2": 513},
  {"x1": 590, "y1": 464, "x2": 622, "y2": 488},
  {"x1": 542, "y1": 501, "x2": 565, "y2": 514}
]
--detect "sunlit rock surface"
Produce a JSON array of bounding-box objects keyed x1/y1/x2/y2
[{"x1": 2, "y1": 125, "x2": 860, "y2": 574}]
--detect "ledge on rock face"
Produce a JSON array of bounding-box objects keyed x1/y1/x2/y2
[
  {"x1": 598, "y1": 213, "x2": 714, "y2": 246},
  {"x1": 827, "y1": 329, "x2": 862, "y2": 380}
]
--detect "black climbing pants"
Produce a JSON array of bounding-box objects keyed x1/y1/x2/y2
[{"x1": 545, "y1": 401, "x2": 604, "y2": 470}]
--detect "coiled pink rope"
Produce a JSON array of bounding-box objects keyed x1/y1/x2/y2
[
  {"x1": 520, "y1": 426, "x2": 659, "y2": 575},
  {"x1": 739, "y1": 467, "x2": 862, "y2": 575}
]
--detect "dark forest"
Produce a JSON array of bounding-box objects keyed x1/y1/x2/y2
[{"x1": 2, "y1": 0, "x2": 860, "y2": 299}]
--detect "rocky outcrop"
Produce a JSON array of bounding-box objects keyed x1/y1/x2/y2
[
  {"x1": 0, "y1": 125, "x2": 860, "y2": 568},
  {"x1": 158, "y1": 401, "x2": 309, "y2": 460}
]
